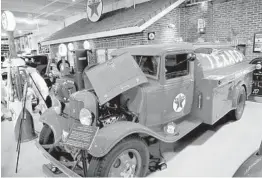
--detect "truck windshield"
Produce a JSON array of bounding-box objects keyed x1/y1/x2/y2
[{"x1": 133, "y1": 55, "x2": 159, "y2": 79}]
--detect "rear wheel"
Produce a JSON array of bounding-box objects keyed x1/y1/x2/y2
[
  {"x1": 87, "y1": 137, "x2": 149, "y2": 177},
  {"x1": 39, "y1": 124, "x2": 54, "y2": 145},
  {"x1": 232, "y1": 86, "x2": 246, "y2": 120}
]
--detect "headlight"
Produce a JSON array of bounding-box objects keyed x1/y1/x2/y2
[{"x1": 79, "y1": 108, "x2": 93, "y2": 126}]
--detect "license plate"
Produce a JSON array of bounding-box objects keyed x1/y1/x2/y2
[{"x1": 64, "y1": 123, "x2": 99, "y2": 150}]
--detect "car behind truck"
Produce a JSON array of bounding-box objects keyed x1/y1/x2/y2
[{"x1": 36, "y1": 43, "x2": 258, "y2": 177}]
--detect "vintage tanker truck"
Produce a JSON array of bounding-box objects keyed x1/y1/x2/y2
[{"x1": 36, "y1": 43, "x2": 259, "y2": 177}]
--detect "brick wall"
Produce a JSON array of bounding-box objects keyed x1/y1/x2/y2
[
  {"x1": 50, "y1": 0, "x2": 262, "y2": 61},
  {"x1": 144, "y1": 8, "x2": 182, "y2": 44},
  {"x1": 183, "y1": 0, "x2": 262, "y2": 60},
  {"x1": 144, "y1": 0, "x2": 262, "y2": 60}
]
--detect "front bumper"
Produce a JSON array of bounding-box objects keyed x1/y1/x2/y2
[{"x1": 35, "y1": 141, "x2": 81, "y2": 177}]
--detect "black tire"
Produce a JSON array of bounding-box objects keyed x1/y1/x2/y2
[
  {"x1": 231, "y1": 86, "x2": 246, "y2": 120},
  {"x1": 57, "y1": 60, "x2": 70, "y2": 72},
  {"x1": 87, "y1": 136, "x2": 149, "y2": 177},
  {"x1": 39, "y1": 124, "x2": 54, "y2": 145}
]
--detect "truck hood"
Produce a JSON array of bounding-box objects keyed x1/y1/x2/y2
[{"x1": 85, "y1": 52, "x2": 148, "y2": 105}]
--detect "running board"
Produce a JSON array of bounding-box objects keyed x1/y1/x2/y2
[{"x1": 154, "y1": 119, "x2": 202, "y2": 143}]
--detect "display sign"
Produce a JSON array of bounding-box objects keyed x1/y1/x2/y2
[
  {"x1": 197, "y1": 19, "x2": 205, "y2": 34},
  {"x1": 253, "y1": 32, "x2": 262, "y2": 53},
  {"x1": 86, "y1": 0, "x2": 103, "y2": 22},
  {"x1": 38, "y1": 44, "x2": 50, "y2": 54},
  {"x1": 1, "y1": 11, "x2": 16, "y2": 31},
  {"x1": 148, "y1": 32, "x2": 155, "y2": 40},
  {"x1": 64, "y1": 123, "x2": 99, "y2": 150}
]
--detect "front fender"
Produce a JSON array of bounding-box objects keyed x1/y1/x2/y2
[
  {"x1": 89, "y1": 121, "x2": 161, "y2": 158},
  {"x1": 40, "y1": 109, "x2": 69, "y2": 142}
]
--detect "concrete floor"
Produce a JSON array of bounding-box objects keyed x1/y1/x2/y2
[{"x1": 1, "y1": 100, "x2": 262, "y2": 177}]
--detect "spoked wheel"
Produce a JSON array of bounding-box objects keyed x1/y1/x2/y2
[
  {"x1": 87, "y1": 137, "x2": 149, "y2": 177},
  {"x1": 232, "y1": 86, "x2": 246, "y2": 120}
]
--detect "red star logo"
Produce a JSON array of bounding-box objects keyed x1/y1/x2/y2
[{"x1": 88, "y1": 2, "x2": 100, "y2": 17}]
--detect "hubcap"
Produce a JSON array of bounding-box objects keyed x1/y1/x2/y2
[{"x1": 108, "y1": 149, "x2": 142, "y2": 177}]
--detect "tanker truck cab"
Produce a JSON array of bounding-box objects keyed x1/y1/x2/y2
[{"x1": 36, "y1": 43, "x2": 256, "y2": 178}]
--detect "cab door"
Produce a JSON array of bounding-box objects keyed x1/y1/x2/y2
[{"x1": 162, "y1": 52, "x2": 194, "y2": 124}]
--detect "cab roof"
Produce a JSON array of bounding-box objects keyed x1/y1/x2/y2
[
  {"x1": 112, "y1": 42, "x2": 234, "y2": 56},
  {"x1": 111, "y1": 43, "x2": 194, "y2": 56}
]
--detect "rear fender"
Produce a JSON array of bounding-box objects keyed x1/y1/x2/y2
[
  {"x1": 39, "y1": 109, "x2": 69, "y2": 142},
  {"x1": 232, "y1": 81, "x2": 246, "y2": 108},
  {"x1": 88, "y1": 121, "x2": 158, "y2": 158}
]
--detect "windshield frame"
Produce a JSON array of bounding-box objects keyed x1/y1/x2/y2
[{"x1": 133, "y1": 55, "x2": 160, "y2": 80}]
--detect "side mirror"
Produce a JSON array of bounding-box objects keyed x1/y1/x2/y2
[{"x1": 187, "y1": 53, "x2": 196, "y2": 61}]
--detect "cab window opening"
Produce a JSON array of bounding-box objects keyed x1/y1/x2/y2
[
  {"x1": 165, "y1": 53, "x2": 189, "y2": 80},
  {"x1": 132, "y1": 55, "x2": 160, "y2": 79}
]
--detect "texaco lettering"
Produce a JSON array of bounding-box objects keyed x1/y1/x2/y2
[
  {"x1": 202, "y1": 54, "x2": 215, "y2": 69},
  {"x1": 198, "y1": 50, "x2": 245, "y2": 71},
  {"x1": 211, "y1": 54, "x2": 223, "y2": 68},
  {"x1": 224, "y1": 51, "x2": 236, "y2": 65}
]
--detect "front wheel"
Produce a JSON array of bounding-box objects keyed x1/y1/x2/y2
[
  {"x1": 231, "y1": 86, "x2": 246, "y2": 120},
  {"x1": 87, "y1": 137, "x2": 149, "y2": 177}
]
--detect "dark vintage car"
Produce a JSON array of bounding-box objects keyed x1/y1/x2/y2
[
  {"x1": 234, "y1": 140, "x2": 262, "y2": 177},
  {"x1": 21, "y1": 55, "x2": 49, "y2": 76}
]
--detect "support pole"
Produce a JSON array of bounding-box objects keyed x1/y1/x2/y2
[{"x1": 15, "y1": 82, "x2": 28, "y2": 173}]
